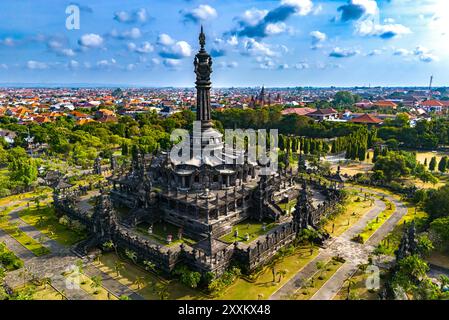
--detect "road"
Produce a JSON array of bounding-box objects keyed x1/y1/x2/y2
[
  {"x1": 1, "y1": 204, "x2": 144, "y2": 300},
  {"x1": 270, "y1": 189, "x2": 407, "y2": 300}
]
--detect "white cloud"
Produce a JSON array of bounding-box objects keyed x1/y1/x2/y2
[
  {"x1": 310, "y1": 31, "x2": 327, "y2": 43},
  {"x1": 68, "y1": 60, "x2": 79, "y2": 69},
  {"x1": 218, "y1": 61, "x2": 239, "y2": 69},
  {"x1": 79, "y1": 33, "x2": 104, "y2": 48},
  {"x1": 393, "y1": 46, "x2": 439, "y2": 62},
  {"x1": 183, "y1": 5, "x2": 217, "y2": 23},
  {"x1": 329, "y1": 47, "x2": 360, "y2": 58},
  {"x1": 355, "y1": 19, "x2": 411, "y2": 39},
  {"x1": 243, "y1": 38, "x2": 277, "y2": 57},
  {"x1": 158, "y1": 34, "x2": 192, "y2": 59},
  {"x1": 227, "y1": 36, "x2": 239, "y2": 46},
  {"x1": 163, "y1": 59, "x2": 181, "y2": 68},
  {"x1": 114, "y1": 8, "x2": 149, "y2": 24},
  {"x1": 157, "y1": 34, "x2": 175, "y2": 46},
  {"x1": 27, "y1": 60, "x2": 48, "y2": 70},
  {"x1": 281, "y1": 0, "x2": 313, "y2": 16},
  {"x1": 110, "y1": 27, "x2": 142, "y2": 40},
  {"x1": 136, "y1": 41, "x2": 154, "y2": 54},
  {"x1": 265, "y1": 22, "x2": 288, "y2": 35},
  {"x1": 240, "y1": 8, "x2": 268, "y2": 26}
]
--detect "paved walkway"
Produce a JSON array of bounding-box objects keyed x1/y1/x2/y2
[
  {"x1": 1, "y1": 205, "x2": 144, "y2": 300},
  {"x1": 270, "y1": 190, "x2": 407, "y2": 300}
]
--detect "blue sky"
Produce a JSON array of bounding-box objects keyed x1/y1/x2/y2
[{"x1": 0, "y1": 0, "x2": 447, "y2": 87}]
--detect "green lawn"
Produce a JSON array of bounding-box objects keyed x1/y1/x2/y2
[
  {"x1": 64, "y1": 272, "x2": 118, "y2": 300},
  {"x1": 0, "y1": 218, "x2": 50, "y2": 256},
  {"x1": 18, "y1": 206, "x2": 86, "y2": 246},
  {"x1": 217, "y1": 245, "x2": 318, "y2": 300},
  {"x1": 356, "y1": 200, "x2": 396, "y2": 243},
  {"x1": 136, "y1": 222, "x2": 196, "y2": 247},
  {"x1": 93, "y1": 253, "x2": 205, "y2": 300},
  {"x1": 375, "y1": 206, "x2": 428, "y2": 256},
  {"x1": 0, "y1": 241, "x2": 23, "y2": 270},
  {"x1": 220, "y1": 220, "x2": 276, "y2": 244},
  {"x1": 334, "y1": 269, "x2": 384, "y2": 300},
  {"x1": 324, "y1": 192, "x2": 375, "y2": 237},
  {"x1": 294, "y1": 258, "x2": 344, "y2": 300}
]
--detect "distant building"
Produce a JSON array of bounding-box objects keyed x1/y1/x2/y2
[
  {"x1": 349, "y1": 113, "x2": 383, "y2": 125},
  {"x1": 281, "y1": 107, "x2": 316, "y2": 116},
  {"x1": 372, "y1": 100, "x2": 398, "y2": 109},
  {"x1": 307, "y1": 108, "x2": 338, "y2": 121},
  {"x1": 0, "y1": 129, "x2": 17, "y2": 144}
]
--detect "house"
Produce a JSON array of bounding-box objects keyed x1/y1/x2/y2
[
  {"x1": 281, "y1": 107, "x2": 317, "y2": 116},
  {"x1": 96, "y1": 109, "x2": 117, "y2": 123},
  {"x1": 373, "y1": 100, "x2": 398, "y2": 109},
  {"x1": 354, "y1": 100, "x2": 373, "y2": 109},
  {"x1": 306, "y1": 108, "x2": 339, "y2": 121},
  {"x1": 420, "y1": 100, "x2": 444, "y2": 113},
  {"x1": 349, "y1": 113, "x2": 383, "y2": 125},
  {"x1": 0, "y1": 129, "x2": 17, "y2": 144}
]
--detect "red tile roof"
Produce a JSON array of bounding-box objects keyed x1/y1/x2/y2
[
  {"x1": 349, "y1": 113, "x2": 383, "y2": 124},
  {"x1": 281, "y1": 107, "x2": 317, "y2": 116}
]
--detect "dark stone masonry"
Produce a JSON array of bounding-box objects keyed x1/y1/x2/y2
[{"x1": 53, "y1": 28, "x2": 343, "y2": 277}]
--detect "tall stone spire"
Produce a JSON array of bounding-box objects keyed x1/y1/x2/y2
[{"x1": 194, "y1": 26, "x2": 213, "y2": 130}]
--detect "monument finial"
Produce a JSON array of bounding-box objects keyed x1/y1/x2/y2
[{"x1": 199, "y1": 25, "x2": 206, "y2": 49}]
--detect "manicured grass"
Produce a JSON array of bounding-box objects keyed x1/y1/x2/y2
[
  {"x1": 93, "y1": 253, "x2": 205, "y2": 300},
  {"x1": 334, "y1": 269, "x2": 384, "y2": 300},
  {"x1": 323, "y1": 193, "x2": 374, "y2": 237},
  {"x1": 294, "y1": 259, "x2": 344, "y2": 300},
  {"x1": 65, "y1": 272, "x2": 118, "y2": 300},
  {"x1": 136, "y1": 222, "x2": 196, "y2": 247},
  {"x1": 220, "y1": 220, "x2": 276, "y2": 244},
  {"x1": 13, "y1": 283, "x2": 63, "y2": 300},
  {"x1": 0, "y1": 188, "x2": 52, "y2": 208},
  {"x1": 278, "y1": 200, "x2": 297, "y2": 214},
  {"x1": 0, "y1": 241, "x2": 23, "y2": 270},
  {"x1": 18, "y1": 206, "x2": 86, "y2": 246},
  {"x1": 375, "y1": 206, "x2": 427, "y2": 256},
  {"x1": 217, "y1": 245, "x2": 318, "y2": 300},
  {"x1": 356, "y1": 200, "x2": 396, "y2": 243},
  {"x1": 32, "y1": 284, "x2": 64, "y2": 300},
  {"x1": 0, "y1": 218, "x2": 50, "y2": 256}
]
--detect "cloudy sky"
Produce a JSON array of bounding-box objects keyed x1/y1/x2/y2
[{"x1": 0, "y1": 0, "x2": 447, "y2": 87}]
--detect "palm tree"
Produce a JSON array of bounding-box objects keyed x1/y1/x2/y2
[
  {"x1": 75, "y1": 259, "x2": 84, "y2": 274},
  {"x1": 114, "y1": 261, "x2": 125, "y2": 277},
  {"x1": 42, "y1": 277, "x2": 52, "y2": 289},
  {"x1": 133, "y1": 276, "x2": 146, "y2": 290},
  {"x1": 154, "y1": 282, "x2": 170, "y2": 300},
  {"x1": 344, "y1": 277, "x2": 357, "y2": 300},
  {"x1": 143, "y1": 260, "x2": 156, "y2": 273},
  {"x1": 277, "y1": 269, "x2": 288, "y2": 283},
  {"x1": 125, "y1": 249, "x2": 137, "y2": 264},
  {"x1": 90, "y1": 276, "x2": 102, "y2": 294}
]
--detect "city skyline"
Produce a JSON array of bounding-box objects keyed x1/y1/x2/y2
[{"x1": 0, "y1": 0, "x2": 447, "y2": 87}]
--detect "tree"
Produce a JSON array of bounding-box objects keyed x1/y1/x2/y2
[
  {"x1": 429, "y1": 156, "x2": 437, "y2": 171},
  {"x1": 334, "y1": 91, "x2": 355, "y2": 107},
  {"x1": 276, "y1": 269, "x2": 288, "y2": 282},
  {"x1": 90, "y1": 275, "x2": 102, "y2": 293},
  {"x1": 425, "y1": 186, "x2": 449, "y2": 220},
  {"x1": 439, "y1": 156, "x2": 448, "y2": 173},
  {"x1": 114, "y1": 261, "x2": 125, "y2": 277},
  {"x1": 373, "y1": 152, "x2": 411, "y2": 182},
  {"x1": 133, "y1": 276, "x2": 146, "y2": 290}
]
